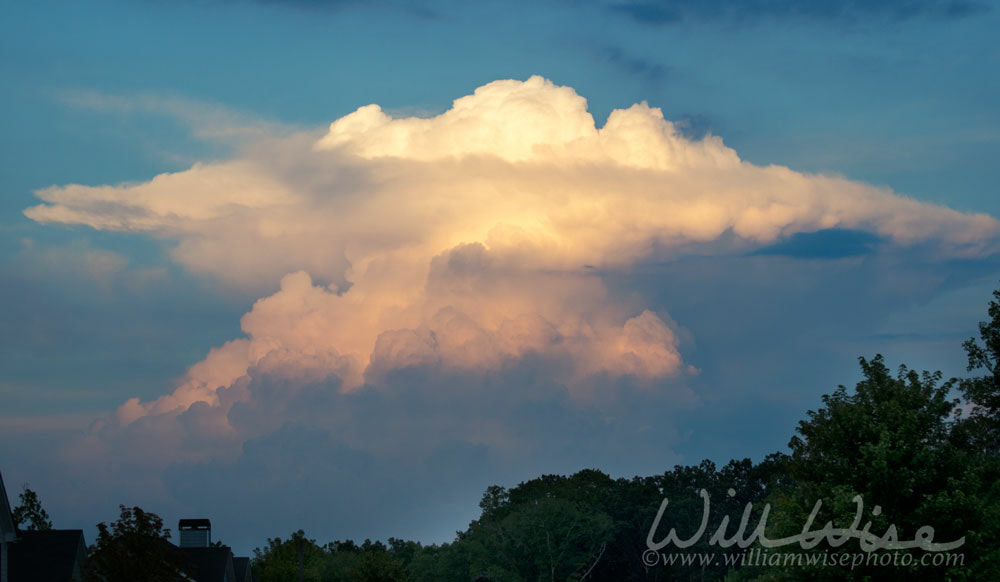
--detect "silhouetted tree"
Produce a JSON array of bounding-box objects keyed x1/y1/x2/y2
[
  {"x1": 762, "y1": 356, "x2": 977, "y2": 580},
  {"x1": 11, "y1": 485, "x2": 52, "y2": 531},
  {"x1": 252, "y1": 532, "x2": 418, "y2": 582},
  {"x1": 252, "y1": 530, "x2": 330, "y2": 582},
  {"x1": 349, "y1": 547, "x2": 407, "y2": 582},
  {"x1": 960, "y1": 285, "x2": 1000, "y2": 452},
  {"x1": 463, "y1": 472, "x2": 617, "y2": 581},
  {"x1": 85, "y1": 505, "x2": 190, "y2": 582}
]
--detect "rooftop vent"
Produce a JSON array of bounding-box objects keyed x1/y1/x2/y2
[{"x1": 178, "y1": 518, "x2": 211, "y2": 548}]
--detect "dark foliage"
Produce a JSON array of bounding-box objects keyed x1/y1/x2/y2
[
  {"x1": 11, "y1": 485, "x2": 53, "y2": 531},
  {"x1": 85, "y1": 505, "x2": 192, "y2": 582}
]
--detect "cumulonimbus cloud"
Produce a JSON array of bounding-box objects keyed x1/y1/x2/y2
[{"x1": 25, "y1": 75, "x2": 999, "y2": 429}]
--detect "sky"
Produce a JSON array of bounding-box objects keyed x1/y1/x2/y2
[{"x1": 1, "y1": 0, "x2": 999, "y2": 556}]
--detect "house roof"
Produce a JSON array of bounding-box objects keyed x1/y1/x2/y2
[
  {"x1": 233, "y1": 556, "x2": 253, "y2": 582},
  {"x1": 0, "y1": 470, "x2": 15, "y2": 537},
  {"x1": 179, "y1": 546, "x2": 235, "y2": 582},
  {"x1": 7, "y1": 529, "x2": 87, "y2": 582}
]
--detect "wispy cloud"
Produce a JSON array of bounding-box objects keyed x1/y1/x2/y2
[
  {"x1": 589, "y1": 44, "x2": 671, "y2": 85},
  {"x1": 55, "y1": 89, "x2": 301, "y2": 146},
  {"x1": 610, "y1": 0, "x2": 990, "y2": 27},
  {"x1": 12, "y1": 238, "x2": 169, "y2": 296},
  {"x1": 189, "y1": 0, "x2": 438, "y2": 19}
]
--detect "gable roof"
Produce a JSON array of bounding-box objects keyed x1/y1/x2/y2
[
  {"x1": 179, "y1": 546, "x2": 236, "y2": 582},
  {"x1": 7, "y1": 529, "x2": 87, "y2": 582},
  {"x1": 233, "y1": 556, "x2": 253, "y2": 582},
  {"x1": 0, "y1": 470, "x2": 15, "y2": 538}
]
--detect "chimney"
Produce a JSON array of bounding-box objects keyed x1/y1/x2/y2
[{"x1": 178, "y1": 519, "x2": 212, "y2": 548}]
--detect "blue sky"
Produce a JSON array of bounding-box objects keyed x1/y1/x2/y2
[{"x1": 1, "y1": 0, "x2": 998, "y2": 555}]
